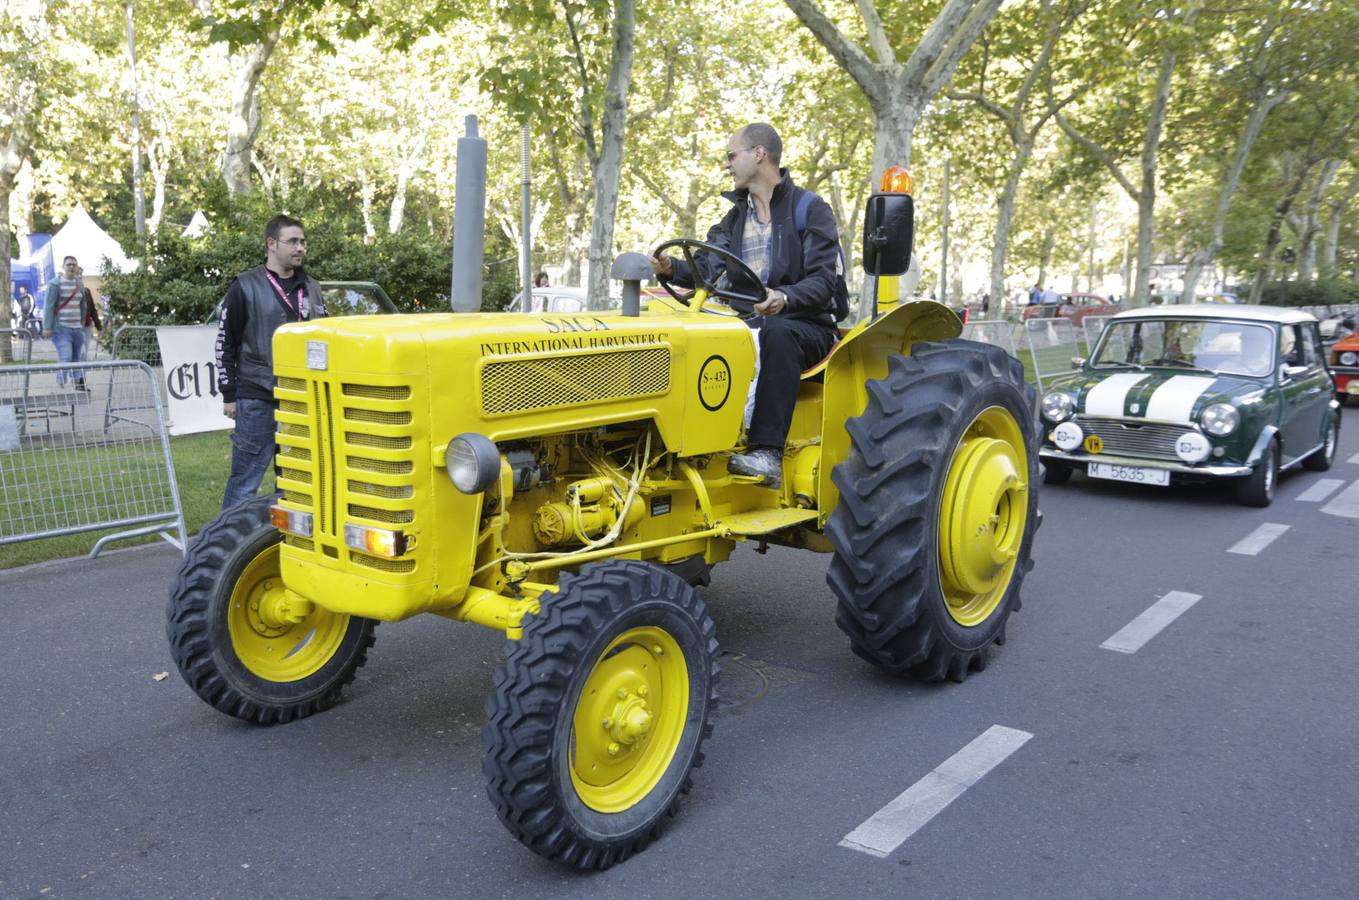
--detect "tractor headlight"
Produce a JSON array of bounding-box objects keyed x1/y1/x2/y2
[
  {"x1": 1200, "y1": 403, "x2": 1239, "y2": 437},
  {"x1": 1041, "y1": 391, "x2": 1075, "y2": 422},
  {"x1": 446, "y1": 433, "x2": 501, "y2": 494},
  {"x1": 1340, "y1": 351, "x2": 1357, "y2": 366}
]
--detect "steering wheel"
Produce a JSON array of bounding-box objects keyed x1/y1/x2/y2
[{"x1": 653, "y1": 238, "x2": 765, "y2": 316}]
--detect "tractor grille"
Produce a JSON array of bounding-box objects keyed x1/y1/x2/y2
[
  {"x1": 1075, "y1": 416, "x2": 1190, "y2": 462},
  {"x1": 275, "y1": 375, "x2": 417, "y2": 566},
  {"x1": 481, "y1": 347, "x2": 671, "y2": 415}
]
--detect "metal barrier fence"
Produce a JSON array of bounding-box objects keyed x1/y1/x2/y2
[
  {"x1": 1023, "y1": 317, "x2": 1080, "y2": 391},
  {"x1": 961, "y1": 319, "x2": 1019, "y2": 357},
  {"x1": 1082, "y1": 315, "x2": 1115, "y2": 356},
  {"x1": 3, "y1": 328, "x2": 34, "y2": 365},
  {"x1": 110, "y1": 325, "x2": 168, "y2": 421},
  {"x1": 0, "y1": 361, "x2": 186, "y2": 557}
]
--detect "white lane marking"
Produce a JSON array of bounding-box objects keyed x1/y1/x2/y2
[
  {"x1": 1227, "y1": 522, "x2": 1291, "y2": 556},
  {"x1": 839, "y1": 725, "x2": 1033, "y2": 858},
  {"x1": 1144, "y1": 375, "x2": 1216, "y2": 424},
  {"x1": 1100, "y1": 591, "x2": 1203, "y2": 654},
  {"x1": 1083, "y1": 373, "x2": 1149, "y2": 417},
  {"x1": 1349, "y1": 452, "x2": 1359, "y2": 465},
  {"x1": 1321, "y1": 479, "x2": 1359, "y2": 519},
  {"x1": 1297, "y1": 478, "x2": 1344, "y2": 503}
]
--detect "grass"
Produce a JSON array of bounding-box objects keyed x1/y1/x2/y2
[{"x1": 0, "y1": 431, "x2": 274, "y2": 570}]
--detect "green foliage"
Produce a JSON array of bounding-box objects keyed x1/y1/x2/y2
[
  {"x1": 1258, "y1": 279, "x2": 1359, "y2": 308},
  {"x1": 101, "y1": 188, "x2": 525, "y2": 323}
]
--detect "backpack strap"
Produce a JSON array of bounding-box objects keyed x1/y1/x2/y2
[{"x1": 793, "y1": 189, "x2": 814, "y2": 236}]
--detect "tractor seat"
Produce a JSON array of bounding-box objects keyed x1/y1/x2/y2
[{"x1": 800, "y1": 334, "x2": 842, "y2": 381}]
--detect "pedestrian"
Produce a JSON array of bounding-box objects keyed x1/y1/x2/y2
[
  {"x1": 216, "y1": 214, "x2": 326, "y2": 511},
  {"x1": 981, "y1": 292, "x2": 990, "y2": 315},
  {"x1": 1028, "y1": 283, "x2": 1040, "y2": 305},
  {"x1": 534, "y1": 271, "x2": 550, "y2": 288},
  {"x1": 1041, "y1": 285, "x2": 1060, "y2": 305},
  {"x1": 650, "y1": 122, "x2": 840, "y2": 487},
  {"x1": 75, "y1": 265, "x2": 102, "y2": 361},
  {"x1": 41, "y1": 255, "x2": 94, "y2": 390}
]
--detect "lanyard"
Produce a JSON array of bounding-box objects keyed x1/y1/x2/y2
[{"x1": 264, "y1": 269, "x2": 307, "y2": 320}]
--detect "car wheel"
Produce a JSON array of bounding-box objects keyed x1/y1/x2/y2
[
  {"x1": 1236, "y1": 440, "x2": 1279, "y2": 508},
  {"x1": 1303, "y1": 414, "x2": 1340, "y2": 472}
]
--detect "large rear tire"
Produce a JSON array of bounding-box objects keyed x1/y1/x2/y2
[
  {"x1": 826, "y1": 341, "x2": 1040, "y2": 681},
  {"x1": 166, "y1": 495, "x2": 377, "y2": 724},
  {"x1": 482, "y1": 560, "x2": 719, "y2": 869}
]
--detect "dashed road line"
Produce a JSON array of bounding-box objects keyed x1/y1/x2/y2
[
  {"x1": 1322, "y1": 479, "x2": 1359, "y2": 519},
  {"x1": 1227, "y1": 523, "x2": 1290, "y2": 556},
  {"x1": 1348, "y1": 451, "x2": 1359, "y2": 465},
  {"x1": 839, "y1": 725, "x2": 1032, "y2": 859},
  {"x1": 1100, "y1": 591, "x2": 1203, "y2": 654},
  {"x1": 1297, "y1": 478, "x2": 1345, "y2": 503}
]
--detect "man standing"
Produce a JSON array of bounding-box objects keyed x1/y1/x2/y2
[
  {"x1": 650, "y1": 122, "x2": 840, "y2": 487},
  {"x1": 216, "y1": 215, "x2": 325, "y2": 510},
  {"x1": 42, "y1": 255, "x2": 93, "y2": 390}
]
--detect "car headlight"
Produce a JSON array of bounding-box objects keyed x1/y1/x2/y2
[
  {"x1": 1041, "y1": 391, "x2": 1075, "y2": 422},
  {"x1": 445, "y1": 433, "x2": 501, "y2": 494},
  {"x1": 1340, "y1": 351, "x2": 1357, "y2": 366},
  {"x1": 1200, "y1": 403, "x2": 1239, "y2": 436}
]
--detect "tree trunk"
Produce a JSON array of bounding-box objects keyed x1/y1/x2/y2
[
  {"x1": 222, "y1": 34, "x2": 280, "y2": 198},
  {"x1": 358, "y1": 168, "x2": 376, "y2": 242},
  {"x1": 124, "y1": 3, "x2": 145, "y2": 243},
  {"x1": 989, "y1": 140, "x2": 1032, "y2": 306},
  {"x1": 870, "y1": 90, "x2": 920, "y2": 177},
  {"x1": 145, "y1": 135, "x2": 169, "y2": 236},
  {"x1": 388, "y1": 133, "x2": 427, "y2": 235},
  {"x1": 1037, "y1": 227, "x2": 1054, "y2": 288},
  {"x1": 585, "y1": 0, "x2": 636, "y2": 310}
]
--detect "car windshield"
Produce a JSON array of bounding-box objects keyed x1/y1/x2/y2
[{"x1": 1092, "y1": 319, "x2": 1275, "y2": 378}]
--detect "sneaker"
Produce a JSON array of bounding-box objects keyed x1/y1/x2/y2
[
  {"x1": 75, "y1": 379, "x2": 89, "y2": 392},
  {"x1": 728, "y1": 447, "x2": 782, "y2": 487}
]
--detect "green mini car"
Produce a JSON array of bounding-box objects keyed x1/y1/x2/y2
[{"x1": 1038, "y1": 304, "x2": 1341, "y2": 507}]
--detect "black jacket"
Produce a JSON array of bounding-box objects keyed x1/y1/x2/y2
[{"x1": 670, "y1": 169, "x2": 839, "y2": 328}]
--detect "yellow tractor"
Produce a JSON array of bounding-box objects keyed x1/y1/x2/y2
[{"x1": 167, "y1": 173, "x2": 1039, "y2": 868}]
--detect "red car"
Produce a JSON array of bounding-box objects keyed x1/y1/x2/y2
[
  {"x1": 1330, "y1": 329, "x2": 1359, "y2": 406},
  {"x1": 1022, "y1": 292, "x2": 1117, "y2": 325}
]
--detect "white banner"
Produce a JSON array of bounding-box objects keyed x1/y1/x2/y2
[{"x1": 155, "y1": 325, "x2": 234, "y2": 436}]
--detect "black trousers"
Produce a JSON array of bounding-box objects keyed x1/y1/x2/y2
[{"x1": 747, "y1": 316, "x2": 838, "y2": 450}]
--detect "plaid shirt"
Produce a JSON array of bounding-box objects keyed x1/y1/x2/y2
[{"x1": 739, "y1": 195, "x2": 773, "y2": 283}]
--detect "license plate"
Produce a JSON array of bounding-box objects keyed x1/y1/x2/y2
[{"x1": 1087, "y1": 462, "x2": 1170, "y2": 486}]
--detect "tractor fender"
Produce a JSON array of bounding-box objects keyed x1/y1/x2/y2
[{"x1": 815, "y1": 300, "x2": 963, "y2": 525}]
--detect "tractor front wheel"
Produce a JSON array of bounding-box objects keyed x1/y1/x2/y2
[
  {"x1": 826, "y1": 341, "x2": 1040, "y2": 681},
  {"x1": 482, "y1": 560, "x2": 719, "y2": 869},
  {"x1": 166, "y1": 495, "x2": 377, "y2": 724}
]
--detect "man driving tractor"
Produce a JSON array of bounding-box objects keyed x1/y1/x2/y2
[{"x1": 651, "y1": 122, "x2": 841, "y2": 486}]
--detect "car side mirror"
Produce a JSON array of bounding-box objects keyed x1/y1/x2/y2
[
  {"x1": 861, "y1": 193, "x2": 914, "y2": 276},
  {"x1": 1283, "y1": 364, "x2": 1309, "y2": 380}
]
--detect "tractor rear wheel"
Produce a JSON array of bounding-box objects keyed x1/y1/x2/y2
[
  {"x1": 826, "y1": 341, "x2": 1040, "y2": 681},
  {"x1": 482, "y1": 560, "x2": 719, "y2": 869},
  {"x1": 166, "y1": 495, "x2": 377, "y2": 724}
]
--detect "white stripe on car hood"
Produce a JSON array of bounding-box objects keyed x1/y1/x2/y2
[
  {"x1": 1083, "y1": 373, "x2": 1150, "y2": 417},
  {"x1": 1144, "y1": 375, "x2": 1217, "y2": 424}
]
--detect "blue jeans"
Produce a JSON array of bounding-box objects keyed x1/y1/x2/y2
[
  {"x1": 222, "y1": 398, "x2": 278, "y2": 511},
  {"x1": 50, "y1": 327, "x2": 86, "y2": 384}
]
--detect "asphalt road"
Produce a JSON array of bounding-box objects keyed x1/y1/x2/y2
[{"x1": 3, "y1": 426, "x2": 1358, "y2": 899}]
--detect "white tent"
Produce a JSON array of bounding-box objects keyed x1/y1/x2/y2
[
  {"x1": 33, "y1": 203, "x2": 139, "y2": 277},
  {"x1": 182, "y1": 210, "x2": 210, "y2": 238}
]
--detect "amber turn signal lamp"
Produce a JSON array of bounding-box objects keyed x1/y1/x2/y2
[{"x1": 879, "y1": 166, "x2": 913, "y2": 194}]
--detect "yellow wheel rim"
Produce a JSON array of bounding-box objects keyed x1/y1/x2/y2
[
  {"x1": 226, "y1": 543, "x2": 351, "y2": 682},
  {"x1": 569, "y1": 626, "x2": 689, "y2": 814},
  {"x1": 938, "y1": 406, "x2": 1030, "y2": 627}
]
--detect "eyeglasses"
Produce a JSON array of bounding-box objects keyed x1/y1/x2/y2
[{"x1": 279, "y1": 238, "x2": 307, "y2": 247}]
